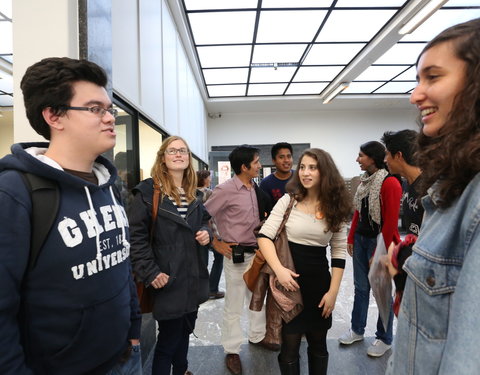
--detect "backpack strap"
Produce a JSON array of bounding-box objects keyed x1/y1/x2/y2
[
  {"x1": 150, "y1": 181, "x2": 161, "y2": 244},
  {"x1": 20, "y1": 172, "x2": 60, "y2": 271}
]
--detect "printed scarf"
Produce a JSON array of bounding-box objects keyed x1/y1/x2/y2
[{"x1": 353, "y1": 169, "x2": 388, "y2": 225}]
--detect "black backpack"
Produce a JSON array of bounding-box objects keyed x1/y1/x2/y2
[{"x1": 19, "y1": 172, "x2": 59, "y2": 271}]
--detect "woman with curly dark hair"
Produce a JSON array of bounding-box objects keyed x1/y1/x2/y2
[
  {"x1": 257, "y1": 148, "x2": 351, "y2": 374},
  {"x1": 387, "y1": 18, "x2": 480, "y2": 375}
]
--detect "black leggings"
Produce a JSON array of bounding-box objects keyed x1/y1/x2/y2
[{"x1": 279, "y1": 329, "x2": 328, "y2": 363}]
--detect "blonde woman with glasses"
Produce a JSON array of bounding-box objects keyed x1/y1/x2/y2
[{"x1": 129, "y1": 136, "x2": 212, "y2": 375}]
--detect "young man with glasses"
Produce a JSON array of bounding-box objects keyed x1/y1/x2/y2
[{"x1": 0, "y1": 57, "x2": 141, "y2": 375}]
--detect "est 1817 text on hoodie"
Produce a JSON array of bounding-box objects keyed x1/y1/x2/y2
[{"x1": 0, "y1": 143, "x2": 141, "y2": 375}]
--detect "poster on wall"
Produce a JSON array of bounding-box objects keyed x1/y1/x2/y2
[
  {"x1": 218, "y1": 161, "x2": 231, "y2": 185},
  {"x1": 263, "y1": 167, "x2": 272, "y2": 178}
]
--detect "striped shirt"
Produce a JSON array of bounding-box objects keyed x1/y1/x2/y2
[{"x1": 169, "y1": 187, "x2": 188, "y2": 218}]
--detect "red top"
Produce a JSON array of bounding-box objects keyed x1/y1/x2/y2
[{"x1": 348, "y1": 176, "x2": 402, "y2": 248}]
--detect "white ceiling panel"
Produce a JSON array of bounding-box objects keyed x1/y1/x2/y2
[
  {"x1": 188, "y1": 11, "x2": 256, "y2": 44},
  {"x1": 256, "y1": 10, "x2": 328, "y2": 43},
  {"x1": 248, "y1": 83, "x2": 288, "y2": 96},
  {"x1": 252, "y1": 44, "x2": 307, "y2": 64},
  {"x1": 249, "y1": 66, "x2": 297, "y2": 83},
  {"x1": 181, "y1": 1, "x2": 479, "y2": 100},
  {"x1": 286, "y1": 82, "x2": 329, "y2": 95},
  {"x1": 317, "y1": 10, "x2": 397, "y2": 42}
]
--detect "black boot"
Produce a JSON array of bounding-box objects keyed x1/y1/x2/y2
[
  {"x1": 278, "y1": 355, "x2": 300, "y2": 375},
  {"x1": 307, "y1": 349, "x2": 328, "y2": 375}
]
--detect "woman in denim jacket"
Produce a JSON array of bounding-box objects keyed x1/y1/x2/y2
[{"x1": 387, "y1": 18, "x2": 480, "y2": 375}]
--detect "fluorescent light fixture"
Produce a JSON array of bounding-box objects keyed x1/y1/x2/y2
[
  {"x1": 398, "y1": 0, "x2": 448, "y2": 35},
  {"x1": 323, "y1": 82, "x2": 349, "y2": 104}
]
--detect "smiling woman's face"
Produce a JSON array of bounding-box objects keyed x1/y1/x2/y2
[
  {"x1": 410, "y1": 41, "x2": 467, "y2": 137},
  {"x1": 164, "y1": 139, "x2": 189, "y2": 172},
  {"x1": 299, "y1": 155, "x2": 320, "y2": 190},
  {"x1": 356, "y1": 151, "x2": 375, "y2": 172}
]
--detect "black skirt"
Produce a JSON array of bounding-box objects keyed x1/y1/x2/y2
[{"x1": 283, "y1": 241, "x2": 332, "y2": 334}]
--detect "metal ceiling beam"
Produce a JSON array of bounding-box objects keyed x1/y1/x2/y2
[{"x1": 320, "y1": 0, "x2": 446, "y2": 101}]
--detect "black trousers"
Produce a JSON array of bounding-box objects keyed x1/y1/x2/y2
[{"x1": 152, "y1": 311, "x2": 197, "y2": 375}]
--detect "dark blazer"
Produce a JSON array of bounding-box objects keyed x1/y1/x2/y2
[
  {"x1": 128, "y1": 178, "x2": 212, "y2": 321},
  {"x1": 254, "y1": 181, "x2": 273, "y2": 219}
]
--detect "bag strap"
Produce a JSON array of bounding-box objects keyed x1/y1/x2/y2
[
  {"x1": 150, "y1": 182, "x2": 161, "y2": 244},
  {"x1": 19, "y1": 172, "x2": 60, "y2": 272},
  {"x1": 273, "y1": 194, "x2": 295, "y2": 241}
]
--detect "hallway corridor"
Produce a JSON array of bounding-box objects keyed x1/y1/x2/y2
[{"x1": 143, "y1": 252, "x2": 394, "y2": 374}]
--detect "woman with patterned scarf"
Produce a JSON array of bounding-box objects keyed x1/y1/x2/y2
[{"x1": 338, "y1": 141, "x2": 402, "y2": 358}]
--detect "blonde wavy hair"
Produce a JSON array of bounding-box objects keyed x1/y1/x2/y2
[{"x1": 150, "y1": 136, "x2": 198, "y2": 205}]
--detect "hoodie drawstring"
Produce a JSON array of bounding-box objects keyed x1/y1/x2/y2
[
  {"x1": 109, "y1": 186, "x2": 131, "y2": 252},
  {"x1": 84, "y1": 186, "x2": 102, "y2": 260},
  {"x1": 82, "y1": 186, "x2": 131, "y2": 261}
]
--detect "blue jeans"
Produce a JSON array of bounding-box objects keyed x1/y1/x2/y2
[
  {"x1": 152, "y1": 312, "x2": 197, "y2": 375},
  {"x1": 105, "y1": 345, "x2": 142, "y2": 375},
  {"x1": 351, "y1": 232, "x2": 394, "y2": 345},
  {"x1": 200, "y1": 246, "x2": 224, "y2": 293}
]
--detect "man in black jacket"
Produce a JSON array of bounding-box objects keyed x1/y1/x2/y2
[{"x1": 382, "y1": 129, "x2": 424, "y2": 317}]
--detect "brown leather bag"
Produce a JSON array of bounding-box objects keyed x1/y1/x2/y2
[
  {"x1": 243, "y1": 195, "x2": 295, "y2": 292},
  {"x1": 135, "y1": 182, "x2": 161, "y2": 314}
]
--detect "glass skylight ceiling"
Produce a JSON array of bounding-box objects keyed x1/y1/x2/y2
[
  {"x1": 1, "y1": 1, "x2": 479, "y2": 107},
  {"x1": 182, "y1": 0, "x2": 480, "y2": 99}
]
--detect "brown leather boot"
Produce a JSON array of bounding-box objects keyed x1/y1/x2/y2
[{"x1": 225, "y1": 353, "x2": 242, "y2": 374}]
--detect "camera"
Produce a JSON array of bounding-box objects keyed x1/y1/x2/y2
[{"x1": 231, "y1": 245, "x2": 245, "y2": 264}]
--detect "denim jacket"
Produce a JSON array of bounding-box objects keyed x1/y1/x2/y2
[{"x1": 387, "y1": 172, "x2": 480, "y2": 375}]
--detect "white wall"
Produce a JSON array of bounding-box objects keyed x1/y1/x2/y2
[
  {"x1": 207, "y1": 108, "x2": 418, "y2": 177},
  {"x1": 12, "y1": 0, "x2": 79, "y2": 142},
  {"x1": 0, "y1": 109, "x2": 13, "y2": 157},
  {"x1": 112, "y1": 0, "x2": 140, "y2": 106},
  {"x1": 112, "y1": 0, "x2": 208, "y2": 163}
]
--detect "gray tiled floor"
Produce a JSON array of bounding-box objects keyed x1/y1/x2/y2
[{"x1": 143, "y1": 251, "x2": 395, "y2": 374}]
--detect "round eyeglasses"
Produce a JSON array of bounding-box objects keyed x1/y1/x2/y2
[{"x1": 63, "y1": 106, "x2": 119, "y2": 118}]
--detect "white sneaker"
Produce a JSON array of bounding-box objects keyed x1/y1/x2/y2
[
  {"x1": 338, "y1": 329, "x2": 364, "y2": 345},
  {"x1": 367, "y1": 339, "x2": 391, "y2": 357}
]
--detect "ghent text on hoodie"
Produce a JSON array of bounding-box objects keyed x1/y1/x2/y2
[{"x1": 0, "y1": 143, "x2": 141, "y2": 375}]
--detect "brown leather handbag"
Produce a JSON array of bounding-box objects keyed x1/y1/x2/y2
[
  {"x1": 135, "y1": 182, "x2": 161, "y2": 314},
  {"x1": 243, "y1": 195, "x2": 295, "y2": 292}
]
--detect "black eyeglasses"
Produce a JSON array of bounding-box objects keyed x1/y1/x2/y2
[
  {"x1": 165, "y1": 147, "x2": 189, "y2": 155},
  {"x1": 63, "y1": 106, "x2": 119, "y2": 118}
]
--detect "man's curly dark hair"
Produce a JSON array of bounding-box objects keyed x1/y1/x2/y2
[{"x1": 20, "y1": 57, "x2": 108, "y2": 140}]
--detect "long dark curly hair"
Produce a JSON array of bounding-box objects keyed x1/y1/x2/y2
[
  {"x1": 286, "y1": 148, "x2": 351, "y2": 233},
  {"x1": 414, "y1": 18, "x2": 480, "y2": 207}
]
